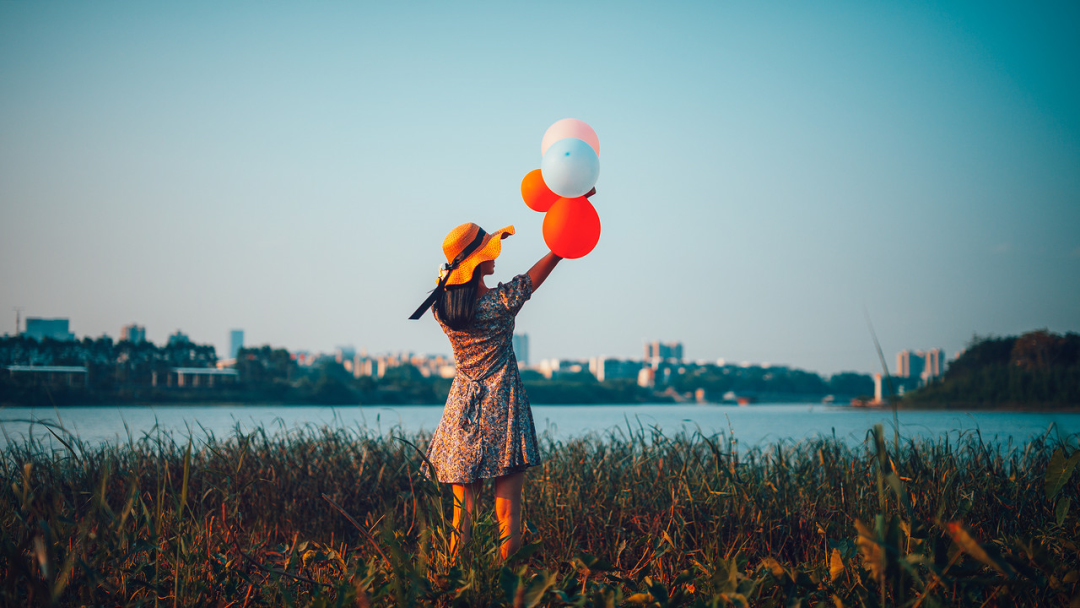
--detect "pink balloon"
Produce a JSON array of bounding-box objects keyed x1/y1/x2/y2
[{"x1": 541, "y1": 118, "x2": 600, "y2": 157}]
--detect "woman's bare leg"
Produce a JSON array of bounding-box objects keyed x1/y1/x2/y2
[
  {"x1": 451, "y1": 480, "x2": 482, "y2": 559},
  {"x1": 494, "y1": 471, "x2": 525, "y2": 560}
]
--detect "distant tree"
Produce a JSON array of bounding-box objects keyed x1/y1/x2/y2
[
  {"x1": 555, "y1": 370, "x2": 597, "y2": 384},
  {"x1": 519, "y1": 369, "x2": 546, "y2": 382},
  {"x1": 235, "y1": 346, "x2": 296, "y2": 385},
  {"x1": 828, "y1": 372, "x2": 874, "y2": 396},
  {"x1": 380, "y1": 364, "x2": 425, "y2": 386},
  {"x1": 944, "y1": 334, "x2": 1015, "y2": 381},
  {"x1": 311, "y1": 375, "x2": 356, "y2": 405},
  {"x1": 159, "y1": 340, "x2": 216, "y2": 369},
  {"x1": 1010, "y1": 330, "x2": 1080, "y2": 370}
]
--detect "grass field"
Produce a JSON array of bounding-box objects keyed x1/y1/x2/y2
[{"x1": 2, "y1": 418, "x2": 1078, "y2": 607}]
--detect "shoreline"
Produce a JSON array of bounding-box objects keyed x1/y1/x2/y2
[{"x1": 4, "y1": 400, "x2": 1080, "y2": 413}]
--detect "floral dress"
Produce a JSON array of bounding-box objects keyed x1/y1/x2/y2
[{"x1": 424, "y1": 274, "x2": 541, "y2": 484}]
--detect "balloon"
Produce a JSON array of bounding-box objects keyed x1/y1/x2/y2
[
  {"x1": 541, "y1": 118, "x2": 600, "y2": 157},
  {"x1": 543, "y1": 196, "x2": 601, "y2": 259},
  {"x1": 520, "y1": 169, "x2": 559, "y2": 213},
  {"x1": 540, "y1": 137, "x2": 600, "y2": 198}
]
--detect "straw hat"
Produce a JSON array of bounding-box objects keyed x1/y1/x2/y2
[
  {"x1": 409, "y1": 222, "x2": 514, "y2": 320},
  {"x1": 441, "y1": 223, "x2": 515, "y2": 286}
]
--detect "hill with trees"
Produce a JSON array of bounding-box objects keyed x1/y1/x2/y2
[{"x1": 904, "y1": 330, "x2": 1080, "y2": 408}]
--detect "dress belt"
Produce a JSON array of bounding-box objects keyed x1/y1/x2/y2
[
  {"x1": 456, "y1": 368, "x2": 492, "y2": 477},
  {"x1": 457, "y1": 369, "x2": 487, "y2": 430}
]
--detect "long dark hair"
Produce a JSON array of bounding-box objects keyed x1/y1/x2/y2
[{"x1": 434, "y1": 267, "x2": 482, "y2": 330}]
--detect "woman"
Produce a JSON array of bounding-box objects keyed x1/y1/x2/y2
[{"x1": 409, "y1": 222, "x2": 561, "y2": 560}]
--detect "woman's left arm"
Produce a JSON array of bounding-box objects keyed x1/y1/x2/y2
[{"x1": 527, "y1": 252, "x2": 561, "y2": 292}]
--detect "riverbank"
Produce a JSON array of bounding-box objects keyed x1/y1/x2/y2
[
  {"x1": 2, "y1": 422, "x2": 1077, "y2": 606},
  {"x1": 6, "y1": 399, "x2": 1079, "y2": 413}
]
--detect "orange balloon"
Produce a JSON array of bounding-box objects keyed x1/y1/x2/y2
[
  {"x1": 520, "y1": 169, "x2": 559, "y2": 213},
  {"x1": 543, "y1": 197, "x2": 601, "y2": 259}
]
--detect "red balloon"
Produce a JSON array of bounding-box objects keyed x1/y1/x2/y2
[
  {"x1": 543, "y1": 197, "x2": 601, "y2": 259},
  {"x1": 520, "y1": 169, "x2": 559, "y2": 213}
]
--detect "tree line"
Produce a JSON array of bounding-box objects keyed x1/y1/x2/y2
[{"x1": 0, "y1": 335, "x2": 877, "y2": 406}]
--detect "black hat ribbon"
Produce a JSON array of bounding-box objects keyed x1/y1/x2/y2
[{"x1": 408, "y1": 228, "x2": 487, "y2": 320}]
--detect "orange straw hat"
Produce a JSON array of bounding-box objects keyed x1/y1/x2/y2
[
  {"x1": 441, "y1": 223, "x2": 515, "y2": 286},
  {"x1": 408, "y1": 223, "x2": 514, "y2": 319}
]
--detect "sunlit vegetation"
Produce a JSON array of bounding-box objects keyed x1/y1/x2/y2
[{"x1": 2, "y1": 420, "x2": 1078, "y2": 606}]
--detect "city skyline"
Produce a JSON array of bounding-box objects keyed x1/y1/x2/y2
[
  {"x1": 2, "y1": 3, "x2": 1078, "y2": 376},
  {"x1": 6, "y1": 315, "x2": 958, "y2": 379}
]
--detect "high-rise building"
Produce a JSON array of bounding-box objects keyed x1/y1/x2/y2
[
  {"x1": 23, "y1": 318, "x2": 75, "y2": 341},
  {"x1": 921, "y1": 348, "x2": 944, "y2": 382},
  {"x1": 121, "y1": 324, "x2": 146, "y2": 344},
  {"x1": 229, "y1": 330, "x2": 244, "y2": 359},
  {"x1": 897, "y1": 348, "x2": 945, "y2": 384},
  {"x1": 896, "y1": 350, "x2": 922, "y2": 379},
  {"x1": 645, "y1": 341, "x2": 683, "y2": 363},
  {"x1": 513, "y1": 333, "x2": 529, "y2": 366}
]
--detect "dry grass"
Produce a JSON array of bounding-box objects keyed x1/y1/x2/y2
[{"x1": 2, "y1": 419, "x2": 1078, "y2": 606}]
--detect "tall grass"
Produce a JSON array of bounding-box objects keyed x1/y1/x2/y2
[{"x1": 1, "y1": 419, "x2": 1077, "y2": 606}]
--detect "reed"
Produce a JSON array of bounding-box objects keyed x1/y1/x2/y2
[{"x1": 1, "y1": 419, "x2": 1077, "y2": 606}]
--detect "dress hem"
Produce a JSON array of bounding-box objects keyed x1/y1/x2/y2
[{"x1": 423, "y1": 461, "x2": 539, "y2": 485}]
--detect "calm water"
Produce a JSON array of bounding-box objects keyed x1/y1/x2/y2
[{"x1": 2, "y1": 403, "x2": 1078, "y2": 449}]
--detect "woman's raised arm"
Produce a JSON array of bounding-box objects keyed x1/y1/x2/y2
[
  {"x1": 527, "y1": 252, "x2": 561, "y2": 292},
  {"x1": 526, "y1": 187, "x2": 593, "y2": 291}
]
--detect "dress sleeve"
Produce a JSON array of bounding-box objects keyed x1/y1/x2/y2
[{"x1": 497, "y1": 273, "x2": 533, "y2": 316}]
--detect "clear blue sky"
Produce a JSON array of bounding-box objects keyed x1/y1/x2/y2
[{"x1": 2, "y1": 1, "x2": 1078, "y2": 375}]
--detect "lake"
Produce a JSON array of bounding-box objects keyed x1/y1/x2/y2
[{"x1": 2, "y1": 403, "x2": 1078, "y2": 450}]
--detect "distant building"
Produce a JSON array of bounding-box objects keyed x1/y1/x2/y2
[
  {"x1": 513, "y1": 333, "x2": 530, "y2": 366},
  {"x1": 152, "y1": 367, "x2": 238, "y2": 388},
  {"x1": 896, "y1": 348, "x2": 945, "y2": 385},
  {"x1": 354, "y1": 357, "x2": 377, "y2": 378},
  {"x1": 637, "y1": 367, "x2": 656, "y2": 389},
  {"x1": 353, "y1": 355, "x2": 391, "y2": 379},
  {"x1": 335, "y1": 346, "x2": 356, "y2": 364},
  {"x1": 229, "y1": 330, "x2": 244, "y2": 359},
  {"x1": 120, "y1": 324, "x2": 146, "y2": 344},
  {"x1": 6, "y1": 365, "x2": 87, "y2": 386},
  {"x1": 922, "y1": 349, "x2": 944, "y2": 382},
  {"x1": 348, "y1": 351, "x2": 456, "y2": 379},
  {"x1": 589, "y1": 357, "x2": 641, "y2": 382},
  {"x1": 873, "y1": 373, "x2": 886, "y2": 403},
  {"x1": 644, "y1": 341, "x2": 683, "y2": 364},
  {"x1": 23, "y1": 318, "x2": 74, "y2": 341},
  {"x1": 535, "y1": 358, "x2": 588, "y2": 379},
  {"x1": 167, "y1": 330, "x2": 190, "y2": 346}
]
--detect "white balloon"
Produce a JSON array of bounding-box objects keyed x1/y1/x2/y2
[{"x1": 540, "y1": 137, "x2": 600, "y2": 198}]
